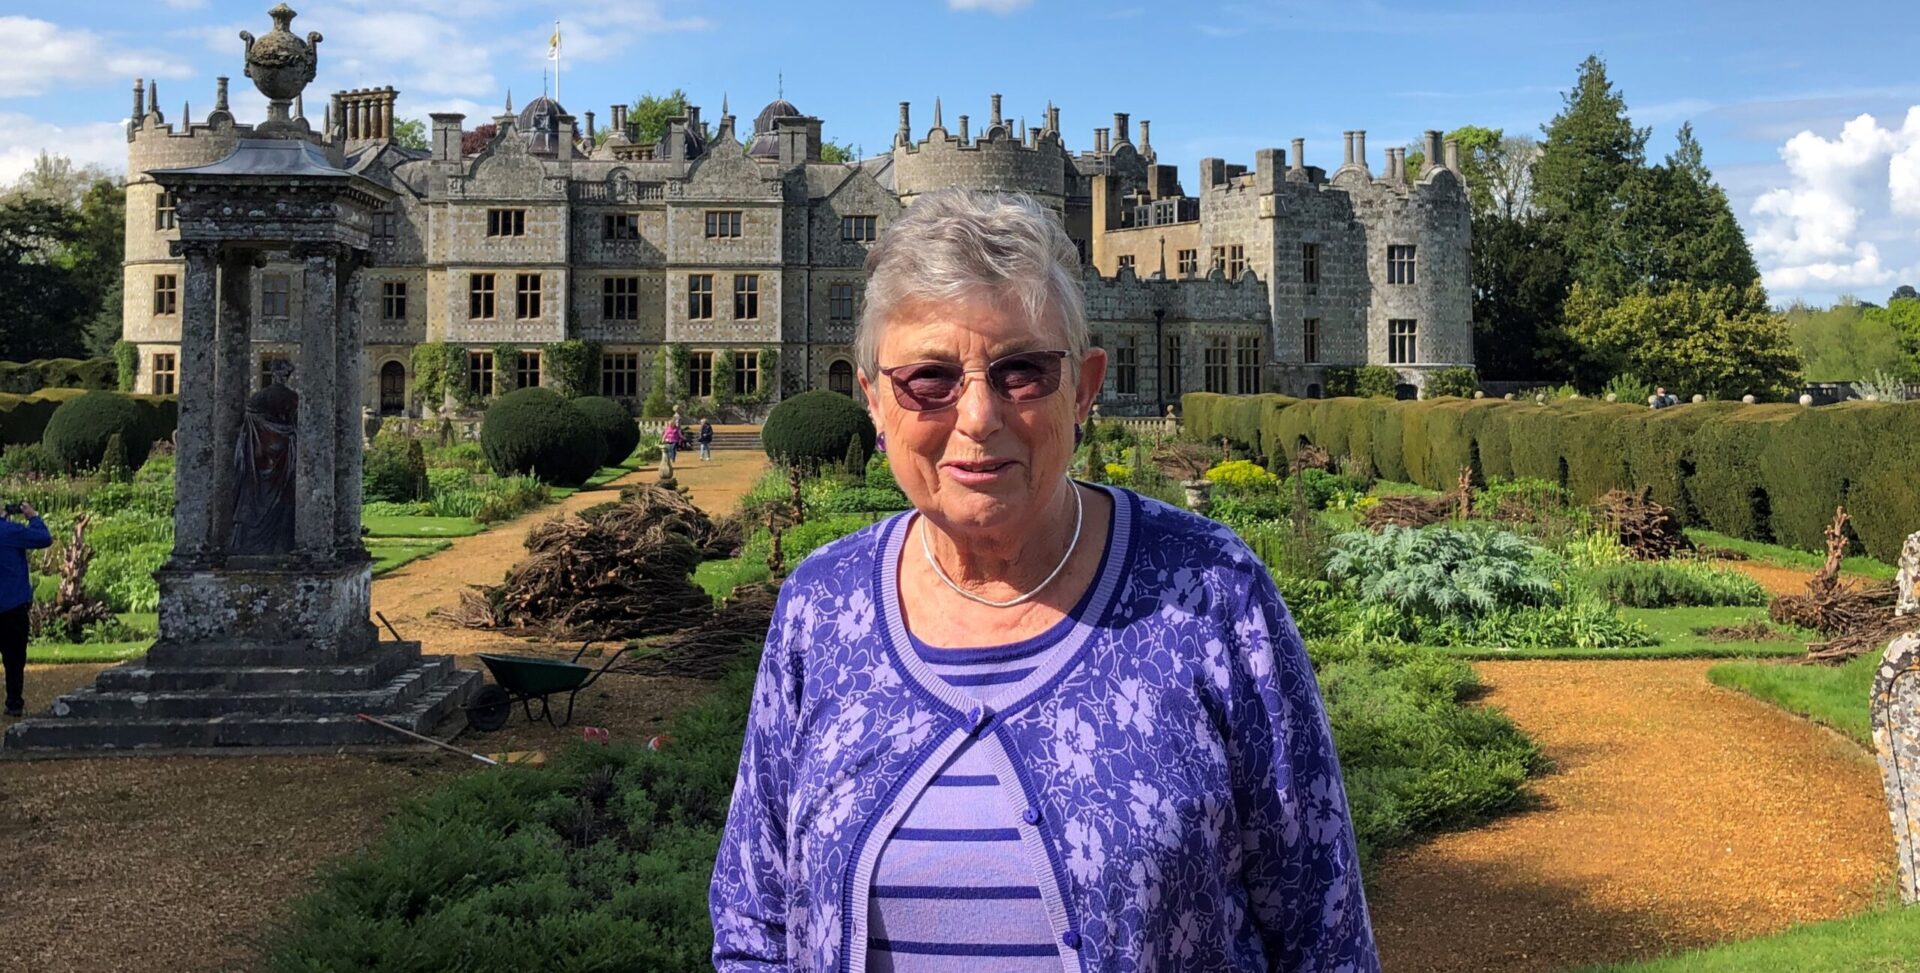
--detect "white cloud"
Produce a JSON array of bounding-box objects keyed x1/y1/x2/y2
[
  {"x1": 162, "y1": 0, "x2": 209, "y2": 9},
  {"x1": 0, "y1": 17, "x2": 193, "y2": 97},
  {"x1": 1748, "y1": 107, "x2": 1920, "y2": 297},
  {"x1": 0, "y1": 112, "x2": 128, "y2": 184},
  {"x1": 948, "y1": 0, "x2": 1035, "y2": 12}
]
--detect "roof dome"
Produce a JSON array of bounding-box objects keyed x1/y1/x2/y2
[
  {"x1": 515, "y1": 96, "x2": 579, "y2": 155},
  {"x1": 753, "y1": 98, "x2": 801, "y2": 135}
]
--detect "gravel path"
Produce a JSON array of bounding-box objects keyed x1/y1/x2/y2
[
  {"x1": 0, "y1": 451, "x2": 768, "y2": 973},
  {"x1": 1368, "y1": 659, "x2": 1893, "y2": 973}
]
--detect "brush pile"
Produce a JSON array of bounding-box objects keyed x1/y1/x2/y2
[
  {"x1": 620, "y1": 582, "x2": 779, "y2": 679},
  {"x1": 1769, "y1": 507, "x2": 1913, "y2": 663},
  {"x1": 437, "y1": 484, "x2": 734, "y2": 640},
  {"x1": 1363, "y1": 467, "x2": 1473, "y2": 530},
  {"x1": 1593, "y1": 487, "x2": 1694, "y2": 560}
]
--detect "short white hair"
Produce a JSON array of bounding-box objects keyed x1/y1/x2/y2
[{"x1": 856, "y1": 189, "x2": 1088, "y2": 377}]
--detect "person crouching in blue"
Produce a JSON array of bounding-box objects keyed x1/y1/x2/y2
[
  {"x1": 0, "y1": 499, "x2": 52, "y2": 718},
  {"x1": 710, "y1": 189, "x2": 1377, "y2": 972}
]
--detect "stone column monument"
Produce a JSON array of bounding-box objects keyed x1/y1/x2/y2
[
  {"x1": 1871, "y1": 528, "x2": 1920, "y2": 902},
  {"x1": 5, "y1": 5, "x2": 477, "y2": 752}
]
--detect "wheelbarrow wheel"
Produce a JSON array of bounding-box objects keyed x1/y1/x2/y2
[{"x1": 468, "y1": 685, "x2": 513, "y2": 733}]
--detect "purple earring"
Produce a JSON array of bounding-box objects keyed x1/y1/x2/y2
[{"x1": 875, "y1": 432, "x2": 887, "y2": 454}]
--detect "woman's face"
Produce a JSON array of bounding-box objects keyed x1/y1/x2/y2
[{"x1": 861, "y1": 294, "x2": 1107, "y2": 538}]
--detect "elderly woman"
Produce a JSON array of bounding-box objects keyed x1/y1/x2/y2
[{"x1": 711, "y1": 190, "x2": 1376, "y2": 972}]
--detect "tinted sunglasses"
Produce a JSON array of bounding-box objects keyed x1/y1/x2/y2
[{"x1": 877, "y1": 349, "x2": 1071, "y2": 412}]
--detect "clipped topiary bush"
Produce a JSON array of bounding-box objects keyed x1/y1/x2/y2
[
  {"x1": 573, "y1": 395, "x2": 640, "y2": 465},
  {"x1": 42, "y1": 391, "x2": 153, "y2": 473},
  {"x1": 480, "y1": 387, "x2": 606, "y2": 487},
  {"x1": 762, "y1": 390, "x2": 874, "y2": 469}
]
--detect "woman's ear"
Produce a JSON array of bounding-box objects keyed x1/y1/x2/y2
[{"x1": 1074, "y1": 347, "x2": 1109, "y2": 421}]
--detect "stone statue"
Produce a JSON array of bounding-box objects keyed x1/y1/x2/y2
[{"x1": 229, "y1": 361, "x2": 299, "y2": 555}]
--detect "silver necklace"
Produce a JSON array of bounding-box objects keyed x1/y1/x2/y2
[{"x1": 919, "y1": 481, "x2": 1083, "y2": 609}]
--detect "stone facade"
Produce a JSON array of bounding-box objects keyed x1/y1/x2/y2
[{"x1": 124, "y1": 78, "x2": 1473, "y2": 416}]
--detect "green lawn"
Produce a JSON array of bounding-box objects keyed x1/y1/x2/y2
[
  {"x1": 360, "y1": 515, "x2": 488, "y2": 538},
  {"x1": 1686, "y1": 528, "x2": 1898, "y2": 581},
  {"x1": 1709, "y1": 650, "x2": 1878, "y2": 746},
  {"x1": 27, "y1": 611, "x2": 157, "y2": 664},
  {"x1": 1574, "y1": 907, "x2": 1920, "y2": 972},
  {"x1": 693, "y1": 557, "x2": 771, "y2": 602},
  {"x1": 368, "y1": 538, "x2": 453, "y2": 576},
  {"x1": 1438, "y1": 606, "x2": 1809, "y2": 661}
]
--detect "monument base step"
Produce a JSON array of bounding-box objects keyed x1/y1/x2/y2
[
  {"x1": 48, "y1": 657, "x2": 454, "y2": 720},
  {"x1": 94, "y1": 644, "x2": 421, "y2": 693},
  {"x1": 3, "y1": 659, "x2": 480, "y2": 753}
]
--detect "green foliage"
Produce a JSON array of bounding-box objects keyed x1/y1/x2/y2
[
  {"x1": 390, "y1": 117, "x2": 429, "y2": 151},
  {"x1": 0, "y1": 186, "x2": 113, "y2": 361},
  {"x1": 1532, "y1": 54, "x2": 1650, "y2": 302},
  {"x1": 473, "y1": 474, "x2": 551, "y2": 524},
  {"x1": 1601, "y1": 372, "x2": 1653, "y2": 405},
  {"x1": 1322, "y1": 365, "x2": 1400, "y2": 399},
  {"x1": 1472, "y1": 211, "x2": 1574, "y2": 380},
  {"x1": 642, "y1": 353, "x2": 672, "y2": 418},
  {"x1": 761, "y1": 390, "x2": 875, "y2": 469},
  {"x1": 543, "y1": 340, "x2": 599, "y2": 398},
  {"x1": 712, "y1": 352, "x2": 735, "y2": 405},
  {"x1": 41, "y1": 391, "x2": 152, "y2": 472},
  {"x1": 363, "y1": 432, "x2": 430, "y2": 502},
  {"x1": 410, "y1": 342, "x2": 470, "y2": 411},
  {"x1": 1579, "y1": 560, "x2": 1768, "y2": 608},
  {"x1": 1562, "y1": 281, "x2": 1801, "y2": 399},
  {"x1": 491, "y1": 343, "x2": 522, "y2": 396},
  {"x1": 572, "y1": 395, "x2": 641, "y2": 464},
  {"x1": 425, "y1": 440, "x2": 490, "y2": 473},
  {"x1": 480, "y1": 387, "x2": 607, "y2": 487},
  {"x1": 1424, "y1": 367, "x2": 1479, "y2": 399},
  {"x1": 97, "y1": 432, "x2": 128, "y2": 481},
  {"x1": 842, "y1": 432, "x2": 867, "y2": 476},
  {"x1": 0, "y1": 357, "x2": 118, "y2": 394},
  {"x1": 865, "y1": 453, "x2": 898, "y2": 492},
  {"x1": 627, "y1": 89, "x2": 693, "y2": 146},
  {"x1": 0, "y1": 442, "x2": 61, "y2": 478},
  {"x1": 1326, "y1": 525, "x2": 1557, "y2": 620},
  {"x1": 820, "y1": 139, "x2": 856, "y2": 163},
  {"x1": 1573, "y1": 906, "x2": 1920, "y2": 973},
  {"x1": 112, "y1": 341, "x2": 137, "y2": 392},
  {"x1": 1204, "y1": 458, "x2": 1278, "y2": 492},
  {"x1": 1707, "y1": 652, "x2": 1877, "y2": 748}
]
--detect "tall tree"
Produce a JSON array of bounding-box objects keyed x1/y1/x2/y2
[
  {"x1": 1591, "y1": 123, "x2": 1759, "y2": 300},
  {"x1": 0, "y1": 197, "x2": 92, "y2": 361},
  {"x1": 1785, "y1": 300, "x2": 1916, "y2": 381},
  {"x1": 2, "y1": 151, "x2": 114, "y2": 208},
  {"x1": 628, "y1": 89, "x2": 691, "y2": 146},
  {"x1": 391, "y1": 117, "x2": 429, "y2": 151},
  {"x1": 1533, "y1": 55, "x2": 1648, "y2": 297},
  {"x1": 1563, "y1": 281, "x2": 1800, "y2": 398},
  {"x1": 1471, "y1": 212, "x2": 1573, "y2": 380}
]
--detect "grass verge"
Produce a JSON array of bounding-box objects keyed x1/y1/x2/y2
[
  {"x1": 1573, "y1": 907, "x2": 1920, "y2": 972},
  {"x1": 361, "y1": 515, "x2": 488, "y2": 538},
  {"x1": 1437, "y1": 606, "x2": 1808, "y2": 661},
  {"x1": 1686, "y1": 528, "x2": 1897, "y2": 581},
  {"x1": 1708, "y1": 651, "x2": 1877, "y2": 746},
  {"x1": 26, "y1": 612, "x2": 157, "y2": 663},
  {"x1": 368, "y1": 539, "x2": 454, "y2": 576}
]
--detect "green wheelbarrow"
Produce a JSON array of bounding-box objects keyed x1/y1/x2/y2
[{"x1": 467, "y1": 640, "x2": 632, "y2": 732}]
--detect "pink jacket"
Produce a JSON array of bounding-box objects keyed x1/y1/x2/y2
[{"x1": 663, "y1": 423, "x2": 683, "y2": 445}]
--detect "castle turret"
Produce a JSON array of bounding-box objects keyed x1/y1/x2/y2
[{"x1": 892, "y1": 96, "x2": 1069, "y2": 209}]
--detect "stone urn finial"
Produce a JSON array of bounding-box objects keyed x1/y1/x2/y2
[{"x1": 240, "y1": 4, "x2": 322, "y2": 137}]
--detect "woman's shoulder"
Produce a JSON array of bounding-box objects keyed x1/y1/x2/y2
[
  {"x1": 778, "y1": 512, "x2": 904, "y2": 598},
  {"x1": 1114, "y1": 488, "x2": 1264, "y2": 576}
]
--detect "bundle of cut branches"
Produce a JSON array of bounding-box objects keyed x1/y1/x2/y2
[
  {"x1": 435, "y1": 485, "x2": 719, "y2": 640},
  {"x1": 619, "y1": 582, "x2": 779, "y2": 679},
  {"x1": 1594, "y1": 487, "x2": 1693, "y2": 560},
  {"x1": 1288, "y1": 444, "x2": 1334, "y2": 475},
  {"x1": 29, "y1": 514, "x2": 116, "y2": 639},
  {"x1": 1362, "y1": 467, "x2": 1473, "y2": 530},
  {"x1": 1769, "y1": 506, "x2": 1918, "y2": 662}
]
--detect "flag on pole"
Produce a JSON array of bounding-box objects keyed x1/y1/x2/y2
[{"x1": 548, "y1": 23, "x2": 561, "y2": 60}]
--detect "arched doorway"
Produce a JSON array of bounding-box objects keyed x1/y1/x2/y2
[
  {"x1": 828, "y1": 359, "x2": 855, "y2": 397},
  {"x1": 1306, "y1": 383, "x2": 1323, "y2": 399},
  {"x1": 378, "y1": 360, "x2": 407, "y2": 415},
  {"x1": 1394, "y1": 383, "x2": 1418, "y2": 401}
]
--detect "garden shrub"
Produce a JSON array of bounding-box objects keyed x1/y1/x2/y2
[
  {"x1": 865, "y1": 453, "x2": 898, "y2": 493},
  {"x1": 1205, "y1": 459, "x2": 1279, "y2": 492},
  {"x1": 1473, "y1": 476, "x2": 1570, "y2": 516},
  {"x1": 761, "y1": 390, "x2": 874, "y2": 469},
  {"x1": 0, "y1": 442, "x2": 62, "y2": 478},
  {"x1": 1424, "y1": 367, "x2": 1479, "y2": 399},
  {"x1": 113, "y1": 341, "x2": 139, "y2": 392},
  {"x1": 1580, "y1": 561, "x2": 1769, "y2": 608},
  {"x1": 42, "y1": 391, "x2": 153, "y2": 472},
  {"x1": 543, "y1": 340, "x2": 599, "y2": 398},
  {"x1": 573, "y1": 395, "x2": 641, "y2": 465},
  {"x1": 363, "y1": 432, "x2": 429, "y2": 503},
  {"x1": 480, "y1": 387, "x2": 607, "y2": 487},
  {"x1": 0, "y1": 357, "x2": 117, "y2": 394},
  {"x1": 1325, "y1": 525, "x2": 1556, "y2": 621},
  {"x1": 426, "y1": 441, "x2": 490, "y2": 473},
  {"x1": 473, "y1": 474, "x2": 551, "y2": 524}
]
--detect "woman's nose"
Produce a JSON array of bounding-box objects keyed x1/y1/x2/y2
[{"x1": 952, "y1": 370, "x2": 1004, "y2": 441}]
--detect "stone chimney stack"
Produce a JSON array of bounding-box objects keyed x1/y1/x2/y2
[
  {"x1": 1444, "y1": 137, "x2": 1461, "y2": 172},
  {"x1": 897, "y1": 101, "x2": 910, "y2": 145},
  {"x1": 132, "y1": 79, "x2": 145, "y2": 125},
  {"x1": 1046, "y1": 103, "x2": 1059, "y2": 134},
  {"x1": 990, "y1": 93, "x2": 1002, "y2": 129},
  {"x1": 1384, "y1": 148, "x2": 1399, "y2": 182},
  {"x1": 1426, "y1": 129, "x2": 1444, "y2": 169},
  {"x1": 215, "y1": 77, "x2": 229, "y2": 114},
  {"x1": 584, "y1": 111, "x2": 595, "y2": 144},
  {"x1": 958, "y1": 114, "x2": 970, "y2": 144},
  {"x1": 431, "y1": 112, "x2": 464, "y2": 161},
  {"x1": 1095, "y1": 128, "x2": 1108, "y2": 153},
  {"x1": 1342, "y1": 131, "x2": 1354, "y2": 167},
  {"x1": 1030, "y1": 126, "x2": 1042, "y2": 145},
  {"x1": 1114, "y1": 113, "x2": 1130, "y2": 145},
  {"x1": 1290, "y1": 137, "x2": 1305, "y2": 173},
  {"x1": 1139, "y1": 119, "x2": 1150, "y2": 150}
]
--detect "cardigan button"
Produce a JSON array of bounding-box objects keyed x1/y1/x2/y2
[
  {"x1": 1022, "y1": 807, "x2": 1041, "y2": 825},
  {"x1": 1061, "y1": 930, "x2": 1082, "y2": 950},
  {"x1": 966, "y1": 705, "x2": 991, "y2": 731}
]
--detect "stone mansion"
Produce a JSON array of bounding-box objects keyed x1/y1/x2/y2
[{"x1": 121, "y1": 76, "x2": 1472, "y2": 416}]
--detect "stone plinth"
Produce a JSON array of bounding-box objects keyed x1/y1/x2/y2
[{"x1": 1872, "y1": 631, "x2": 1920, "y2": 902}]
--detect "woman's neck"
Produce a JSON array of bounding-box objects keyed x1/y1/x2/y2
[{"x1": 919, "y1": 480, "x2": 1084, "y2": 599}]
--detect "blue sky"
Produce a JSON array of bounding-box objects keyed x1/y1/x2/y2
[{"x1": 4, "y1": 0, "x2": 1918, "y2": 305}]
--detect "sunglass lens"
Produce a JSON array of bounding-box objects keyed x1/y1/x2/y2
[
  {"x1": 990, "y1": 353, "x2": 1063, "y2": 401},
  {"x1": 894, "y1": 363, "x2": 963, "y2": 410}
]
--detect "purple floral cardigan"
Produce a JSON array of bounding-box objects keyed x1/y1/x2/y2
[{"x1": 710, "y1": 486, "x2": 1378, "y2": 972}]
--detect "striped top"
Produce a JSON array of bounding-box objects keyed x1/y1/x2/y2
[{"x1": 865, "y1": 517, "x2": 1113, "y2": 972}]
